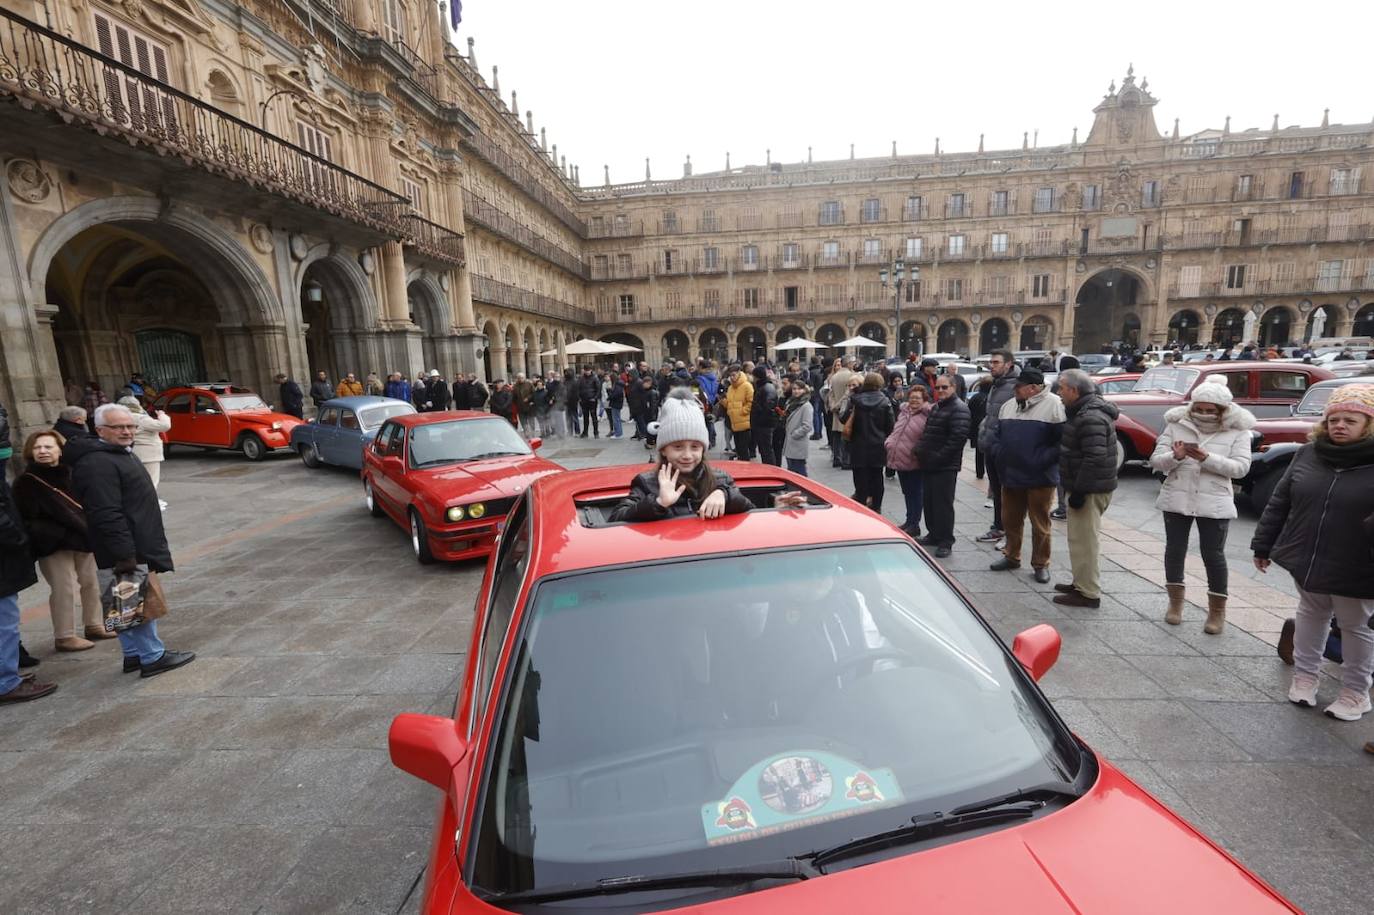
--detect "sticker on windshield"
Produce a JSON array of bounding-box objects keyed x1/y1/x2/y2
[{"x1": 702, "y1": 751, "x2": 901, "y2": 845}]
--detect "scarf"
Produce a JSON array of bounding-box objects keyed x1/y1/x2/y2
[
  {"x1": 783, "y1": 393, "x2": 810, "y2": 422},
  {"x1": 1188, "y1": 409, "x2": 1223, "y2": 434},
  {"x1": 1313, "y1": 434, "x2": 1374, "y2": 470}
]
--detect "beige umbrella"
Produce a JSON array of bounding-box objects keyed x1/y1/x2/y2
[
  {"x1": 562, "y1": 338, "x2": 618, "y2": 356},
  {"x1": 774, "y1": 337, "x2": 824, "y2": 351},
  {"x1": 834, "y1": 335, "x2": 885, "y2": 349}
]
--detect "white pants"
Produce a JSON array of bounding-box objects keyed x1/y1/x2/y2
[
  {"x1": 142, "y1": 460, "x2": 161, "y2": 490},
  {"x1": 1293, "y1": 584, "x2": 1374, "y2": 694}
]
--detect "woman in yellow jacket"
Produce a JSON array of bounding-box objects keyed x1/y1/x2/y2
[{"x1": 723, "y1": 368, "x2": 754, "y2": 460}]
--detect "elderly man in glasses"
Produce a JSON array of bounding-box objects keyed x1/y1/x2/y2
[
  {"x1": 914, "y1": 376, "x2": 971, "y2": 558},
  {"x1": 65, "y1": 404, "x2": 194, "y2": 679}
]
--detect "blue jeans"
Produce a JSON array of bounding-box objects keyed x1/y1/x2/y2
[
  {"x1": 0, "y1": 593, "x2": 19, "y2": 694},
  {"x1": 608, "y1": 406, "x2": 623, "y2": 436},
  {"x1": 786, "y1": 458, "x2": 808, "y2": 477},
  {"x1": 897, "y1": 469, "x2": 924, "y2": 531},
  {"x1": 811, "y1": 398, "x2": 824, "y2": 436},
  {"x1": 118, "y1": 618, "x2": 165, "y2": 665}
]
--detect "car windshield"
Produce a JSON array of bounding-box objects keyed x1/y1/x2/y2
[
  {"x1": 408, "y1": 418, "x2": 531, "y2": 467},
  {"x1": 470, "y1": 543, "x2": 1080, "y2": 900},
  {"x1": 1296, "y1": 385, "x2": 1342, "y2": 416},
  {"x1": 217, "y1": 394, "x2": 269, "y2": 411},
  {"x1": 358, "y1": 402, "x2": 415, "y2": 430},
  {"x1": 1133, "y1": 366, "x2": 1200, "y2": 395}
]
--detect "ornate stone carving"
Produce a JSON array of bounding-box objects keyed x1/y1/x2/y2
[
  {"x1": 248, "y1": 223, "x2": 273, "y2": 254},
  {"x1": 7, "y1": 158, "x2": 52, "y2": 202},
  {"x1": 288, "y1": 233, "x2": 308, "y2": 260}
]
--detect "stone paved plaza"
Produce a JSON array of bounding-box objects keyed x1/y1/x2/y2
[{"x1": 3, "y1": 433, "x2": 1370, "y2": 913}]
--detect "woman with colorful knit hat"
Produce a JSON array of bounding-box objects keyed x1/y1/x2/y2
[
  {"x1": 1252, "y1": 383, "x2": 1374, "y2": 722},
  {"x1": 1149, "y1": 379, "x2": 1256, "y2": 634}
]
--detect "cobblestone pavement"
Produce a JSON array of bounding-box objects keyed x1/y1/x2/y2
[{"x1": 3, "y1": 429, "x2": 1369, "y2": 913}]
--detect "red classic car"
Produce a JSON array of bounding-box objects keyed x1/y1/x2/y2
[
  {"x1": 152, "y1": 384, "x2": 305, "y2": 460},
  {"x1": 388, "y1": 463, "x2": 1298, "y2": 914},
  {"x1": 1107, "y1": 362, "x2": 1333, "y2": 469},
  {"x1": 362, "y1": 411, "x2": 562, "y2": 563}
]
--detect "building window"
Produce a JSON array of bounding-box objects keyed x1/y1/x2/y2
[
  {"x1": 1033, "y1": 187, "x2": 1056, "y2": 213},
  {"x1": 295, "y1": 120, "x2": 335, "y2": 191},
  {"x1": 381, "y1": 0, "x2": 407, "y2": 45},
  {"x1": 1235, "y1": 174, "x2": 1253, "y2": 199},
  {"x1": 593, "y1": 254, "x2": 608, "y2": 276},
  {"x1": 662, "y1": 249, "x2": 676, "y2": 273},
  {"x1": 699, "y1": 209, "x2": 720, "y2": 232},
  {"x1": 861, "y1": 198, "x2": 882, "y2": 223},
  {"x1": 779, "y1": 205, "x2": 802, "y2": 228},
  {"x1": 782, "y1": 243, "x2": 800, "y2": 267},
  {"x1": 905, "y1": 236, "x2": 922, "y2": 259},
  {"x1": 618, "y1": 294, "x2": 635, "y2": 316},
  {"x1": 860, "y1": 280, "x2": 882, "y2": 302},
  {"x1": 821, "y1": 283, "x2": 841, "y2": 305},
  {"x1": 741, "y1": 288, "x2": 760, "y2": 309},
  {"x1": 904, "y1": 280, "x2": 921, "y2": 302},
  {"x1": 1141, "y1": 180, "x2": 1161, "y2": 207},
  {"x1": 590, "y1": 216, "x2": 605, "y2": 236},
  {"x1": 1178, "y1": 265, "x2": 1201, "y2": 298},
  {"x1": 862, "y1": 238, "x2": 882, "y2": 260},
  {"x1": 946, "y1": 193, "x2": 966, "y2": 218},
  {"x1": 990, "y1": 232, "x2": 1009, "y2": 255},
  {"x1": 1317, "y1": 260, "x2": 1344, "y2": 290},
  {"x1": 822, "y1": 240, "x2": 840, "y2": 263},
  {"x1": 1288, "y1": 172, "x2": 1305, "y2": 199},
  {"x1": 1031, "y1": 274, "x2": 1052, "y2": 298},
  {"x1": 662, "y1": 210, "x2": 678, "y2": 232},
  {"x1": 613, "y1": 213, "x2": 629, "y2": 234},
  {"x1": 1274, "y1": 262, "x2": 1296, "y2": 284},
  {"x1": 1225, "y1": 264, "x2": 1247, "y2": 289},
  {"x1": 946, "y1": 234, "x2": 965, "y2": 257},
  {"x1": 904, "y1": 195, "x2": 924, "y2": 220},
  {"x1": 990, "y1": 190, "x2": 1010, "y2": 217},
  {"x1": 1032, "y1": 228, "x2": 1053, "y2": 251},
  {"x1": 704, "y1": 288, "x2": 721, "y2": 308},
  {"x1": 741, "y1": 244, "x2": 759, "y2": 269},
  {"x1": 944, "y1": 278, "x2": 963, "y2": 300},
  {"x1": 985, "y1": 275, "x2": 1010, "y2": 297},
  {"x1": 664, "y1": 290, "x2": 682, "y2": 309},
  {"x1": 615, "y1": 253, "x2": 632, "y2": 275},
  {"x1": 739, "y1": 206, "x2": 761, "y2": 230},
  {"x1": 1082, "y1": 184, "x2": 1101, "y2": 210},
  {"x1": 819, "y1": 200, "x2": 842, "y2": 226},
  {"x1": 1329, "y1": 168, "x2": 1360, "y2": 196},
  {"x1": 703, "y1": 246, "x2": 719, "y2": 270},
  {"x1": 784, "y1": 286, "x2": 800, "y2": 310}
]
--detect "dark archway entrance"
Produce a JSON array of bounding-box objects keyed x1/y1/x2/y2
[
  {"x1": 937, "y1": 319, "x2": 968, "y2": 355},
  {"x1": 1260, "y1": 307, "x2": 1293, "y2": 347},
  {"x1": 699, "y1": 328, "x2": 728, "y2": 364},
  {"x1": 737, "y1": 327, "x2": 766, "y2": 363},
  {"x1": 899, "y1": 320, "x2": 926, "y2": 356},
  {"x1": 663, "y1": 330, "x2": 690, "y2": 364},
  {"x1": 1168, "y1": 310, "x2": 1201, "y2": 347},
  {"x1": 1214, "y1": 308, "x2": 1245, "y2": 346},
  {"x1": 1074, "y1": 269, "x2": 1143, "y2": 351},
  {"x1": 816, "y1": 323, "x2": 846, "y2": 353},
  {"x1": 979, "y1": 318, "x2": 1010, "y2": 355},
  {"x1": 134, "y1": 329, "x2": 206, "y2": 390},
  {"x1": 1020, "y1": 316, "x2": 1052, "y2": 351},
  {"x1": 1354, "y1": 304, "x2": 1374, "y2": 338}
]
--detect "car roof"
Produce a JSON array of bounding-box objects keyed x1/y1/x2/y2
[
  {"x1": 388, "y1": 410, "x2": 505, "y2": 428},
  {"x1": 524, "y1": 462, "x2": 903, "y2": 580},
  {"x1": 320, "y1": 396, "x2": 412, "y2": 410},
  {"x1": 160, "y1": 384, "x2": 256, "y2": 395}
]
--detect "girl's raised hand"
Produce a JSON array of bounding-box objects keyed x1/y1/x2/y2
[{"x1": 657, "y1": 464, "x2": 686, "y2": 508}]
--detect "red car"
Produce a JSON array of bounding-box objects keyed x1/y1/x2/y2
[
  {"x1": 388, "y1": 463, "x2": 1298, "y2": 913},
  {"x1": 152, "y1": 384, "x2": 304, "y2": 460},
  {"x1": 362, "y1": 411, "x2": 562, "y2": 563},
  {"x1": 1094, "y1": 372, "x2": 1141, "y2": 395},
  {"x1": 1107, "y1": 362, "x2": 1333, "y2": 469}
]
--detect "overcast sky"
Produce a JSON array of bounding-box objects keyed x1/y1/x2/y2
[{"x1": 448, "y1": 0, "x2": 1371, "y2": 187}]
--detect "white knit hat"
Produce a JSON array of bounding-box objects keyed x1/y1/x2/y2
[
  {"x1": 1189, "y1": 379, "x2": 1233, "y2": 407},
  {"x1": 651, "y1": 387, "x2": 709, "y2": 449}
]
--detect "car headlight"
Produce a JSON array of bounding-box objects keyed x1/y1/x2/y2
[
  {"x1": 271, "y1": 421, "x2": 283, "y2": 430},
  {"x1": 446, "y1": 506, "x2": 466, "y2": 522},
  {"x1": 467, "y1": 502, "x2": 486, "y2": 519}
]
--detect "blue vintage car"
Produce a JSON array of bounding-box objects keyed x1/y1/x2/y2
[{"x1": 290, "y1": 396, "x2": 416, "y2": 470}]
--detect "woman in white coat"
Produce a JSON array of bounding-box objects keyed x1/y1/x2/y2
[
  {"x1": 1149, "y1": 380, "x2": 1255, "y2": 634},
  {"x1": 118, "y1": 396, "x2": 171, "y2": 493}
]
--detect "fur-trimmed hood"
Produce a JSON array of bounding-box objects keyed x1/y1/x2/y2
[{"x1": 1163, "y1": 403, "x2": 1257, "y2": 432}]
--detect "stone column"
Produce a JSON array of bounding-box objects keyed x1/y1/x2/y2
[
  {"x1": 489, "y1": 343, "x2": 507, "y2": 381},
  {"x1": 380, "y1": 241, "x2": 411, "y2": 325},
  {"x1": 510, "y1": 344, "x2": 526, "y2": 381}
]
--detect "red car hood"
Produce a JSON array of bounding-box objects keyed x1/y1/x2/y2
[
  {"x1": 1252, "y1": 416, "x2": 1317, "y2": 445},
  {"x1": 418, "y1": 454, "x2": 562, "y2": 500},
  {"x1": 230, "y1": 409, "x2": 304, "y2": 427}
]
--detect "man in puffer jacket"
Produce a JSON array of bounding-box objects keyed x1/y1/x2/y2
[
  {"x1": 975, "y1": 349, "x2": 1019, "y2": 542},
  {"x1": 1052, "y1": 369, "x2": 1121, "y2": 608},
  {"x1": 915, "y1": 377, "x2": 970, "y2": 557},
  {"x1": 986, "y1": 367, "x2": 1065, "y2": 582}
]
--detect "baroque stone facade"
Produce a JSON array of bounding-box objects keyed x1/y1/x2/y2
[{"x1": 1, "y1": 2, "x2": 1372, "y2": 448}]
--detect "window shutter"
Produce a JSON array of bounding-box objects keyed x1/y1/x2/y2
[{"x1": 93, "y1": 14, "x2": 124, "y2": 116}]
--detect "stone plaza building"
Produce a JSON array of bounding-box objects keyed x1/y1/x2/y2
[{"x1": 1, "y1": 0, "x2": 1372, "y2": 440}]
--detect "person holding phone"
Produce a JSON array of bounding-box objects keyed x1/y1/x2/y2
[{"x1": 1149, "y1": 380, "x2": 1256, "y2": 634}]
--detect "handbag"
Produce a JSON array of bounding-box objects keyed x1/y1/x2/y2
[
  {"x1": 102, "y1": 568, "x2": 149, "y2": 632},
  {"x1": 842, "y1": 412, "x2": 855, "y2": 441}
]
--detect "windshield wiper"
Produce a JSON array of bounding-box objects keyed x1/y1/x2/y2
[
  {"x1": 803, "y1": 781, "x2": 1081, "y2": 870},
  {"x1": 466, "y1": 450, "x2": 525, "y2": 460},
  {"x1": 413, "y1": 458, "x2": 463, "y2": 468},
  {"x1": 487, "y1": 858, "x2": 817, "y2": 904}
]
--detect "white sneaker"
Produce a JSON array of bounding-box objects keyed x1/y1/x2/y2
[
  {"x1": 1324, "y1": 688, "x2": 1372, "y2": 721},
  {"x1": 983, "y1": 500, "x2": 993, "y2": 508},
  {"x1": 1288, "y1": 672, "x2": 1318, "y2": 707}
]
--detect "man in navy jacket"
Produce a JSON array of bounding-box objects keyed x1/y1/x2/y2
[{"x1": 986, "y1": 367, "x2": 1065, "y2": 582}]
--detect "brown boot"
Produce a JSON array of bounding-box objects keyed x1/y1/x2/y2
[
  {"x1": 55, "y1": 636, "x2": 95, "y2": 652},
  {"x1": 83, "y1": 625, "x2": 117, "y2": 641},
  {"x1": 1164, "y1": 583, "x2": 1185, "y2": 625},
  {"x1": 1204, "y1": 592, "x2": 1227, "y2": 634}
]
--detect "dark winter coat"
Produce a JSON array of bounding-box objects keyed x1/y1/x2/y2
[
  {"x1": 13, "y1": 463, "x2": 91, "y2": 557},
  {"x1": 469, "y1": 382, "x2": 489, "y2": 409},
  {"x1": 451, "y1": 379, "x2": 471, "y2": 410},
  {"x1": 916, "y1": 396, "x2": 971, "y2": 472},
  {"x1": 309, "y1": 379, "x2": 334, "y2": 406},
  {"x1": 54, "y1": 418, "x2": 91, "y2": 444},
  {"x1": 577, "y1": 374, "x2": 600, "y2": 404},
  {"x1": 988, "y1": 390, "x2": 1066, "y2": 490},
  {"x1": 608, "y1": 467, "x2": 754, "y2": 522},
  {"x1": 607, "y1": 378, "x2": 626, "y2": 409},
  {"x1": 65, "y1": 435, "x2": 174, "y2": 572},
  {"x1": 839, "y1": 390, "x2": 895, "y2": 468},
  {"x1": 385, "y1": 379, "x2": 412, "y2": 403},
  {"x1": 0, "y1": 479, "x2": 37, "y2": 596},
  {"x1": 426, "y1": 379, "x2": 452, "y2": 411},
  {"x1": 279, "y1": 379, "x2": 304, "y2": 417},
  {"x1": 750, "y1": 380, "x2": 779, "y2": 430},
  {"x1": 967, "y1": 388, "x2": 988, "y2": 448},
  {"x1": 489, "y1": 389, "x2": 514, "y2": 419},
  {"x1": 1251, "y1": 439, "x2": 1374, "y2": 598},
  {"x1": 976, "y1": 364, "x2": 1020, "y2": 452},
  {"x1": 0, "y1": 400, "x2": 9, "y2": 457},
  {"x1": 1059, "y1": 393, "x2": 1121, "y2": 495}
]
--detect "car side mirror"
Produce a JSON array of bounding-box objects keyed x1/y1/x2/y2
[
  {"x1": 1289, "y1": 403, "x2": 1297, "y2": 416},
  {"x1": 389, "y1": 714, "x2": 468, "y2": 790},
  {"x1": 1012, "y1": 624, "x2": 1061, "y2": 682},
  {"x1": 529, "y1": 437, "x2": 542, "y2": 450}
]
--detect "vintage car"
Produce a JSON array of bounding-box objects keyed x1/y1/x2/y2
[
  {"x1": 152, "y1": 384, "x2": 305, "y2": 460},
  {"x1": 362, "y1": 411, "x2": 562, "y2": 563},
  {"x1": 1095, "y1": 372, "x2": 1142, "y2": 395},
  {"x1": 388, "y1": 464, "x2": 1298, "y2": 914},
  {"x1": 289, "y1": 395, "x2": 414, "y2": 471},
  {"x1": 1238, "y1": 376, "x2": 1371, "y2": 511},
  {"x1": 1107, "y1": 362, "x2": 1334, "y2": 469}
]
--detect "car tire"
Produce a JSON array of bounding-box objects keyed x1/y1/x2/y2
[
  {"x1": 299, "y1": 443, "x2": 321, "y2": 468},
  {"x1": 239, "y1": 434, "x2": 265, "y2": 461},
  {"x1": 364, "y1": 478, "x2": 385, "y2": 517},
  {"x1": 1116, "y1": 434, "x2": 1131, "y2": 473},
  {"x1": 1249, "y1": 469, "x2": 1279, "y2": 515},
  {"x1": 410, "y1": 509, "x2": 435, "y2": 564}
]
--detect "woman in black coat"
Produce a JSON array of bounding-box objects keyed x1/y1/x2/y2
[
  {"x1": 840, "y1": 372, "x2": 895, "y2": 511},
  {"x1": 1251, "y1": 384, "x2": 1374, "y2": 722}
]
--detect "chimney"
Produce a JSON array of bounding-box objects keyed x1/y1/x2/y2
[
  {"x1": 573, "y1": 165, "x2": 580, "y2": 185},
  {"x1": 807, "y1": 146, "x2": 812, "y2": 164},
  {"x1": 551, "y1": 143, "x2": 558, "y2": 166},
  {"x1": 934, "y1": 137, "x2": 940, "y2": 155},
  {"x1": 1071, "y1": 127, "x2": 1078, "y2": 146},
  {"x1": 560, "y1": 154, "x2": 566, "y2": 176},
  {"x1": 1022, "y1": 131, "x2": 1028, "y2": 150},
  {"x1": 891, "y1": 140, "x2": 897, "y2": 157},
  {"x1": 766, "y1": 148, "x2": 771, "y2": 165},
  {"x1": 1271, "y1": 113, "x2": 1279, "y2": 131},
  {"x1": 849, "y1": 143, "x2": 854, "y2": 159},
  {"x1": 1223, "y1": 115, "x2": 1230, "y2": 135},
  {"x1": 726, "y1": 151, "x2": 731, "y2": 170}
]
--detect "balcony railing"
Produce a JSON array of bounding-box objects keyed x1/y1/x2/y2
[
  {"x1": 0, "y1": 7, "x2": 410, "y2": 235},
  {"x1": 856, "y1": 249, "x2": 888, "y2": 265},
  {"x1": 470, "y1": 274, "x2": 593, "y2": 324},
  {"x1": 988, "y1": 199, "x2": 1016, "y2": 217},
  {"x1": 588, "y1": 260, "x2": 649, "y2": 281},
  {"x1": 587, "y1": 218, "x2": 644, "y2": 239},
  {"x1": 815, "y1": 252, "x2": 850, "y2": 268},
  {"x1": 697, "y1": 216, "x2": 721, "y2": 233},
  {"x1": 818, "y1": 207, "x2": 845, "y2": 226},
  {"x1": 944, "y1": 200, "x2": 970, "y2": 219},
  {"x1": 859, "y1": 206, "x2": 888, "y2": 224},
  {"x1": 462, "y1": 131, "x2": 585, "y2": 235},
  {"x1": 390, "y1": 38, "x2": 441, "y2": 102},
  {"x1": 902, "y1": 203, "x2": 925, "y2": 221},
  {"x1": 462, "y1": 188, "x2": 587, "y2": 278},
  {"x1": 402, "y1": 214, "x2": 465, "y2": 267},
  {"x1": 776, "y1": 251, "x2": 808, "y2": 270}
]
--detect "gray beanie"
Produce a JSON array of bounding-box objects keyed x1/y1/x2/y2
[{"x1": 651, "y1": 387, "x2": 709, "y2": 449}]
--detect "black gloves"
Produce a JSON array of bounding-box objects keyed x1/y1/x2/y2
[
  {"x1": 113, "y1": 557, "x2": 139, "y2": 574},
  {"x1": 1067, "y1": 492, "x2": 1086, "y2": 510}
]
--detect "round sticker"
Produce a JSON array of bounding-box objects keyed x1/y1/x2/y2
[{"x1": 758, "y1": 755, "x2": 833, "y2": 815}]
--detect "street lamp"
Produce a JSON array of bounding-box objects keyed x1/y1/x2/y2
[{"x1": 880, "y1": 257, "x2": 920, "y2": 358}]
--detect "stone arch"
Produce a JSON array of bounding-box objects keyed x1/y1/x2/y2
[
  {"x1": 816, "y1": 323, "x2": 846, "y2": 351},
  {"x1": 936, "y1": 319, "x2": 969, "y2": 355},
  {"x1": 775, "y1": 324, "x2": 806, "y2": 345},
  {"x1": 406, "y1": 272, "x2": 452, "y2": 377},
  {"x1": 1259, "y1": 305, "x2": 1294, "y2": 348},
  {"x1": 1305, "y1": 304, "x2": 1337, "y2": 341},
  {"x1": 736, "y1": 326, "x2": 766, "y2": 363},
  {"x1": 1213, "y1": 308, "x2": 1247, "y2": 346},
  {"x1": 1072, "y1": 266, "x2": 1152, "y2": 351},
  {"x1": 979, "y1": 317, "x2": 1010, "y2": 354},
  {"x1": 699, "y1": 327, "x2": 728, "y2": 364},
  {"x1": 522, "y1": 325, "x2": 538, "y2": 377},
  {"x1": 502, "y1": 322, "x2": 519, "y2": 378},
  {"x1": 898, "y1": 320, "x2": 926, "y2": 357},
  {"x1": 662, "y1": 329, "x2": 691, "y2": 364},
  {"x1": 1353, "y1": 303, "x2": 1374, "y2": 337},
  {"x1": 1167, "y1": 309, "x2": 1202, "y2": 347},
  {"x1": 480, "y1": 319, "x2": 501, "y2": 381}
]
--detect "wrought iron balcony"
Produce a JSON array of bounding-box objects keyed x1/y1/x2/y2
[
  {"x1": 402, "y1": 214, "x2": 465, "y2": 268},
  {"x1": 0, "y1": 7, "x2": 410, "y2": 236},
  {"x1": 461, "y1": 131, "x2": 585, "y2": 236},
  {"x1": 587, "y1": 218, "x2": 644, "y2": 239},
  {"x1": 462, "y1": 188, "x2": 586, "y2": 278},
  {"x1": 470, "y1": 273, "x2": 593, "y2": 324}
]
